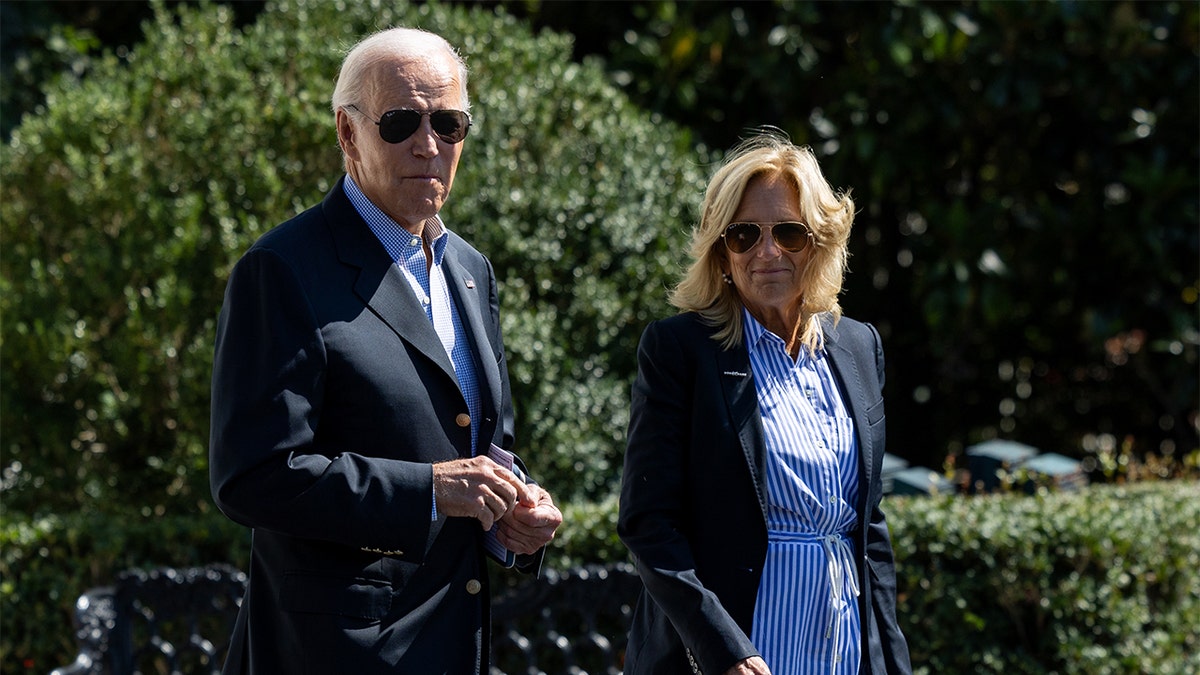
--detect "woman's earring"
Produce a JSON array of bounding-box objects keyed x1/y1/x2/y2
[{"x1": 722, "y1": 273, "x2": 734, "y2": 286}]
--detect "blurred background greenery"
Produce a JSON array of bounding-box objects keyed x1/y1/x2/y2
[
  {"x1": 1, "y1": 0, "x2": 1197, "y2": 672},
  {"x1": 3, "y1": 0, "x2": 1196, "y2": 515}
]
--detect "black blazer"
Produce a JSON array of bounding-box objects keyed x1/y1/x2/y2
[
  {"x1": 618, "y1": 312, "x2": 912, "y2": 674},
  {"x1": 209, "y1": 178, "x2": 537, "y2": 674}
]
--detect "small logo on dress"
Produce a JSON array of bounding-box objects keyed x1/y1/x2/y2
[{"x1": 722, "y1": 370, "x2": 748, "y2": 377}]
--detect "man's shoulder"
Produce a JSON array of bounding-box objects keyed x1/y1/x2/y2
[
  {"x1": 255, "y1": 203, "x2": 324, "y2": 244},
  {"x1": 442, "y1": 229, "x2": 492, "y2": 271},
  {"x1": 444, "y1": 228, "x2": 484, "y2": 254},
  {"x1": 247, "y1": 183, "x2": 350, "y2": 257},
  {"x1": 231, "y1": 212, "x2": 324, "y2": 278}
]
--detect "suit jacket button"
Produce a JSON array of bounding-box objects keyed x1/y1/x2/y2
[
  {"x1": 465, "y1": 579, "x2": 482, "y2": 595},
  {"x1": 456, "y1": 413, "x2": 471, "y2": 428}
]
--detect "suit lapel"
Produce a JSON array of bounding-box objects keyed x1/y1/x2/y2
[
  {"x1": 822, "y1": 317, "x2": 876, "y2": 508},
  {"x1": 443, "y1": 241, "x2": 502, "y2": 426},
  {"x1": 321, "y1": 183, "x2": 458, "y2": 384},
  {"x1": 715, "y1": 344, "x2": 769, "y2": 521},
  {"x1": 358, "y1": 264, "x2": 459, "y2": 382}
]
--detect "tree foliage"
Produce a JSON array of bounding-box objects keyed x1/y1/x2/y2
[
  {"x1": 2, "y1": 0, "x2": 1197, "y2": 517},
  {"x1": 502, "y1": 0, "x2": 1200, "y2": 473},
  {"x1": 1, "y1": 0, "x2": 708, "y2": 515}
]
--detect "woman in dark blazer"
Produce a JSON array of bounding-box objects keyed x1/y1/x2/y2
[{"x1": 618, "y1": 131, "x2": 911, "y2": 675}]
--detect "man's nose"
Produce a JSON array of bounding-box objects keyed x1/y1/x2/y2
[{"x1": 410, "y1": 117, "x2": 439, "y2": 156}]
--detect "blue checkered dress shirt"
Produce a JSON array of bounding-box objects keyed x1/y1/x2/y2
[{"x1": 343, "y1": 177, "x2": 484, "y2": 517}]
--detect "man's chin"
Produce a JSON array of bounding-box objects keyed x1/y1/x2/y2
[{"x1": 388, "y1": 192, "x2": 445, "y2": 224}]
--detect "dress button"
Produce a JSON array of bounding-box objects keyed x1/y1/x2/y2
[
  {"x1": 456, "y1": 413, "x2": 471, "y2": 428},
  {"x1": 465, "y1": 579, "x2": 482, "y2": 595}
]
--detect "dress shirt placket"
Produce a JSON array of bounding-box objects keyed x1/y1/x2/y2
[{"x1": 342, "y1": 176, "x2": 482, "y2": 453}]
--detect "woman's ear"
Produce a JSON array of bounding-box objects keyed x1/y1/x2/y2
[{"x1": 715, "y1": 248, "x2": 729, "y2": 276}]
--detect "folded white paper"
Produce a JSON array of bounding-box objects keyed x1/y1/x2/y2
[{"x1": 484, "y1": 443, "x2": 525, "y2": 568}]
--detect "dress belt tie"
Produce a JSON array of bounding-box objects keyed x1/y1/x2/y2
[
  {"x1": 821, "y1": 532, "x2": 860, "y2": 664},
  {"x1": 765, "y1": 529, "x2": 862, "y2": 663}
]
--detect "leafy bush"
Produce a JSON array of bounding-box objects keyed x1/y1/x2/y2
[
  {"x1": 1, "y1": 0, "x2": 338, "y2": 517},
  {"x1": 1, "y1": 0, "x2": 709, "y2": 518},
  {"x1": 896, "y1": 482, "x2": 1200, "y2": 674},
  {"x1": 503, "y1": 0, "x2": 1200, "y2": 476},
  {"x1": 5, "y1": 483, "x2": 1197, "y2": 672},
  {"x1": 0, "y1": 496, "x2": 617, "y2": 671},
  {"x1": 1, "y1": 509, "x2": 249, "y2": 672}
]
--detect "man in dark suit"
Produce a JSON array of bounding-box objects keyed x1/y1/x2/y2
[{"x1": 209, "y1": 27, "x2": 562, "y2": 674}]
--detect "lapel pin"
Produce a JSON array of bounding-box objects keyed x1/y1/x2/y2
[
  {"x1": 464, "y1": 278, "x2": 476, "y2": 289},
  {"x1": 722, "y1": 370, "x2": 748, "y2": 377}
]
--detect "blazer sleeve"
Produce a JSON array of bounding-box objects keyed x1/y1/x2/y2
[
  {"x1": 209, "y1": 246, "x2": 435, "y2": 560},
  {"x1": 860, "y1": 322, "x2": 913, "y2": 673},
  {"x1": 619, "y1": 319, "x2": 760, "y2": 674}
]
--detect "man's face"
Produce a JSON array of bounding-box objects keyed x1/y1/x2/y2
[{"x1": 338, "y1": 51, "x2": 465, "y2": 232}]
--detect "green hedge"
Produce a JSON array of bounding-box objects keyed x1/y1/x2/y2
[
  {"x1": 5, "y1": 482, "x2": 1197, "y2": 673},
  {"x1": 896, "y1": 481, "x2": 1200, "y2": 674},
  {"x1": 1, "y1": 507, "x2": 249, "y2": 672},
  {"x1": 0, "y1": 499, "x2": 617, "y2": 672},
  {"x1": 1, "y1": 0, "x2": 709, "y2": 519}
]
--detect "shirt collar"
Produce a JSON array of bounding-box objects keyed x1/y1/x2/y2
[
  {"x1": 343, "y1": 174, "x2": 449, "y2": 265},
  {"x1": 742, "y1": 306, "x2": 824, "y2": 365}
]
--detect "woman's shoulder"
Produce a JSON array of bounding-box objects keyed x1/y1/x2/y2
[
  {"x1": 823, "y1": 313, "x2": 882, "y2": 354},
  {"x1": 646, "y1": 311, "x2": 717, "y2": 337},
  {"x1": 638, "y1": 311, "x2": 722, "y2": 351},
  {"x1": 822, "y1": 312, "x2": 873, "y2": 335}
]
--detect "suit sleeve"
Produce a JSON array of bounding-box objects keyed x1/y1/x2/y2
[
  {"x1": 208, "y1": 247, "x2": 435, "y2": 560},
  {"x1": 619, "y1": 320, "x2": 759, "y2": 674},
  {"x1": 862, "y1": 321, "x2": 913, "y2": 672}
]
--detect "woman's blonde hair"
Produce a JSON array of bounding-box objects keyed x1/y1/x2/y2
[{"x1": 669, "y1": 129, "x2": 855, "y2": 353}]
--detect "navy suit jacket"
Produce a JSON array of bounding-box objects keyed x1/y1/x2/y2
[
  {"x1": 618, "y1": 312, "x2": 912, "y2": 674},
  {"x1": 209, "y1": 178, "x2": 537, "y2": 674}
]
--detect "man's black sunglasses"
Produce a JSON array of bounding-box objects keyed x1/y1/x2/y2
[{"x1": 345, "y1": 104, "x2": 472, "y2": 144}]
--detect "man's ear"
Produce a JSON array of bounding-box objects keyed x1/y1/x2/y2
[{"x1": 336, "y1": 108, "x2": 361, "y2": 162}]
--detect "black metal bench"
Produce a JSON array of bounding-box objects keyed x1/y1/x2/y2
[
  {"x1": 490, "y1": 563, "x2": 642, "y2": 675},
  {"x1": 50, "y1": 564, "x2": 247, "y2": 675},
  {"x1": 51, "y1": 562, "x2": 641, "y2": 675}
]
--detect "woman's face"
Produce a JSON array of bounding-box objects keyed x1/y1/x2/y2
[{"x1": 721, "y1": 174, "x2": 810, "y2": 328}]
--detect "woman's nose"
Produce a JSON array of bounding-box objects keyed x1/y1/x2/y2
[{"x1": 757, "y1": 227, "x2": 782, "y2": 256}]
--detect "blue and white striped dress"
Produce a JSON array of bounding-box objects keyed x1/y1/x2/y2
[{"x1": 744, "y1": 310, "x2": 862, "y2": 674}]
